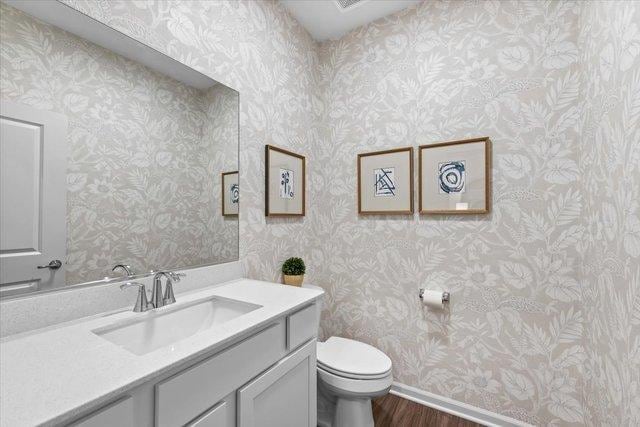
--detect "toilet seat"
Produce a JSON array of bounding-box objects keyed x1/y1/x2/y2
[
  {"x1": 317, "y1": 361, "x2": 391, "y2": 380},
  {"x1": 317, "y1": 337, "x2": 392, "y2": 380}
]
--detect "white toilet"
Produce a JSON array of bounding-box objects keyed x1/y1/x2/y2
[
  {"x1": 303, "y1": 285, "x2": 393, "y2": 427},
  {"x1": 316, "y1": 336, "x2": 393, "y2": 427}
]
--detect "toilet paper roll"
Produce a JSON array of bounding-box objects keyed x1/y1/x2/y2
[{"x1": 420, "y1": 290, "x2": 445, "y2": 309}]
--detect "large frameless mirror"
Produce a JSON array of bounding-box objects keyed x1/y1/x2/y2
[{"x1": 0, "y1": 1, "x2": 239, "y2": 298}]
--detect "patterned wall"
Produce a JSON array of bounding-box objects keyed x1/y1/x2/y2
[
  {"x1": 313, "y1": 1, "x2": 587, "y2": 424},
  {"x1": 0, "y1": 4, "x2": 239, "y2": 284},
  {"x1": 580, "y1": 1, "x2": 640, "y2": 426},
  {"x1": 4, "y1": 0, "x2": 638, "y2": 425}
]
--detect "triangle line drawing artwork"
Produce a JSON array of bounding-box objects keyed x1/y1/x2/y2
[{"x1": 374, "y1": 167, "x2": 396, "y2": 197}]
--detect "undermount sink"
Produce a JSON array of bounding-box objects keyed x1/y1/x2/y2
[{"x1": 93, "y1": 297, "x2": 261, "y2": 355}]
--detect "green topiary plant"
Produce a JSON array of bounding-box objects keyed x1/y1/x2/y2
[{"x1": 282, "y1": 257, "x2": 306, "y2": 276}]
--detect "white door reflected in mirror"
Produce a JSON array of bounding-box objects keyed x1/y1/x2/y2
[{"x1": 0, "y1": 101, "x2": 68, "y2": 297}]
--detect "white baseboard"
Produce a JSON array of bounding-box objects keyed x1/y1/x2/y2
[{"x1": 390, "y1": 382, "x2": 532, "y2": 427}]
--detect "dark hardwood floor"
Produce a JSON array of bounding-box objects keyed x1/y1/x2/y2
[{"x1": 372, "y1": 394, "x2": 483, "y2": 427}]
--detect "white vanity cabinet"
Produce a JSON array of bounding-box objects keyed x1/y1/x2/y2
[{"x1": 66, "y1": 303, "x2": 318, "y2": 427}]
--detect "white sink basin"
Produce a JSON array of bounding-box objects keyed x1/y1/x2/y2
[{"x1": 93, "y1": 297, "x2": 261, "y2": 355}]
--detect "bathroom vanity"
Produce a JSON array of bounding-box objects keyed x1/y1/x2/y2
[
  {"x1": 0, "y1": 2, "x2": 323, "y2": 426},
  {"x1": 0, "y1": 279, "x2": 323, "y2": 427}
]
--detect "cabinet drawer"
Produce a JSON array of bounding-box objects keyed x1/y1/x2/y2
[
  {"x1": 287, "y1": 304, "x2": 317, "y2": 350},
  {"x1": 71, "y1": 396, "x2": 133, "y2": 427},
  {"x1": 156, "y1": 321, "x2": 286, "y2": 427}
]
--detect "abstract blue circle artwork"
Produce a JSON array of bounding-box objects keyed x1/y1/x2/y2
[{"x1": 438, "y1": 160, "x2": 466, "y2": 194}]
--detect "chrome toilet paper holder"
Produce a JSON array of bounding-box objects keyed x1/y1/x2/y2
[{"x1": 419, "y1": 288, "x2": 450, "y2": 303}]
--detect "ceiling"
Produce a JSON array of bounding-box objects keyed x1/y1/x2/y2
[{"x1": 280, "y1": 0, "x2": 422, "y2": 42}]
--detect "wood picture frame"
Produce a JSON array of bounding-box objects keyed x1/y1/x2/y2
[
  {"x1": 221, "y1": 171, "x2": 239, "y2": 216},
  {"x1": 265, "y1": 145, "x2": 306, "y2": 216},
  {"x1": 419, "y1": 137, "x2": 491, "y2": 215},
  {"x1": 357, "y1": 147, "x2": 414, "y2": 215}
]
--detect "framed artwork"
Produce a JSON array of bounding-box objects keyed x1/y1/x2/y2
[
  {"x1": 265, "y1": 145, "x2": 305, "y2": 216},
  {"x1": 419, "y1": 137, "x2": 491, "y2": 214},
  {"x1": 222, "y1": 171, "x2": 239, "y2": 216},
  {"x1": 357, "y1": 147, "x2": 414, "y2": 214}
]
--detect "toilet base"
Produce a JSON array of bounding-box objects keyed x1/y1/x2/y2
[
  {"x1": 317, "y1": 372, "x2": 390, "y2": 427},
  {"x1": 335, "y1": 396, "x2": 374, "y2": 427},
  {"x1": 317, "y1": 381, "x2": 335, "y2": 427}
]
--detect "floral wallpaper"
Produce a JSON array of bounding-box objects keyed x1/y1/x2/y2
[
  {"x1": 309, "y1": 1, "x2": 640, "y2": 425},
  {"x1": 3, "y1": 0, "x2": 638, "y2": 425},
  {"x1": 580, "y1": 1, "x2": 640, "y2": 426},
  {"x1": 313, "y1": 1, "x2": 588, "y2": 424},
  {"x1": 0, "y1": 3, "x2": 239, "y2": 285}
]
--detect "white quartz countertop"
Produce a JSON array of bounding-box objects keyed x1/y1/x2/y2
[{"x1": 0, "y1": 279, "x2": 323, "y2": 427}]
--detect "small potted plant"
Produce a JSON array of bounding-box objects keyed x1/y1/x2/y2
[{"x1": 282, "y1": 257, "x2": 305, "y2": 287}]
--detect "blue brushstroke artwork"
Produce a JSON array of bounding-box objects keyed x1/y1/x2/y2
[
  {"x1": 438, "y1": 161, "x2": 466, "y2": 194},
  {"x1": 374, "y1": 167, "x2": 396, "y2": 197},
  {"x1": 280, "y1": 168, "x2": 294, "y2": 199},
  {"x1": 230, "y1": 183, "x2": 239, "y2": 204}
]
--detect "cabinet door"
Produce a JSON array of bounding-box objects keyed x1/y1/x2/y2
[{"x1": 237, "y1": 339, "x2": 316, "y2": 427}]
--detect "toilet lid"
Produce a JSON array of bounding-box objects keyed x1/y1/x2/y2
[{"x1": 317, "y1": 337, "x2": 392, "y2": 378}]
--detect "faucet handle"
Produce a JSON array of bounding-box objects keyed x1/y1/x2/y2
[
  {"x1": 163, "y1": 272, "x2": 186, "y2": 305},
  {"x1": 120, "y1": 282, "x2": 151, "y2": 312},
  {"x1": 163, "y1": 277, "x2": 179, "y2": 305}
]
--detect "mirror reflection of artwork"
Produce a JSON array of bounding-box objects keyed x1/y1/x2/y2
[
  {"x1": 420, "y1": 138, "x2": 490, "y2": 214},
  {"x1": 265, "y1": 145, "x2": 305, "y2": 216},
  {"x1": 280, "y1": 169, "x2": 294, "y2": 199},
  {"x1": 374, "y1": 167, "x2": 396, "y2": 197},
  {"x1": 358, "y1": 148, "x2": 413, "y2": 214},
  {"x1": 438, "y1": 161, "x2": 466, "y2": 194},
  {"x1": 231, "y1": 184, "x2": 239, "y2": 204},
  {"x1": 222, "y1": 171, "x2": 239, "y2": 216}
]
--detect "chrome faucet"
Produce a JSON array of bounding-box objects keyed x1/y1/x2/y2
[
  {"x1": 120, "y1": 282, "x2": 151, "y2": 312},
  {"x1": 151, "y1": 271, "x2": 186, "y2": 308},
  {"x1": 112, "y1": 264, "x2": 134, "y2": 276}
]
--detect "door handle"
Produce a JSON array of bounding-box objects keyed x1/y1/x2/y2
[{"x1": 37, "y1": 260, "x2": 62, "y2": 270}]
